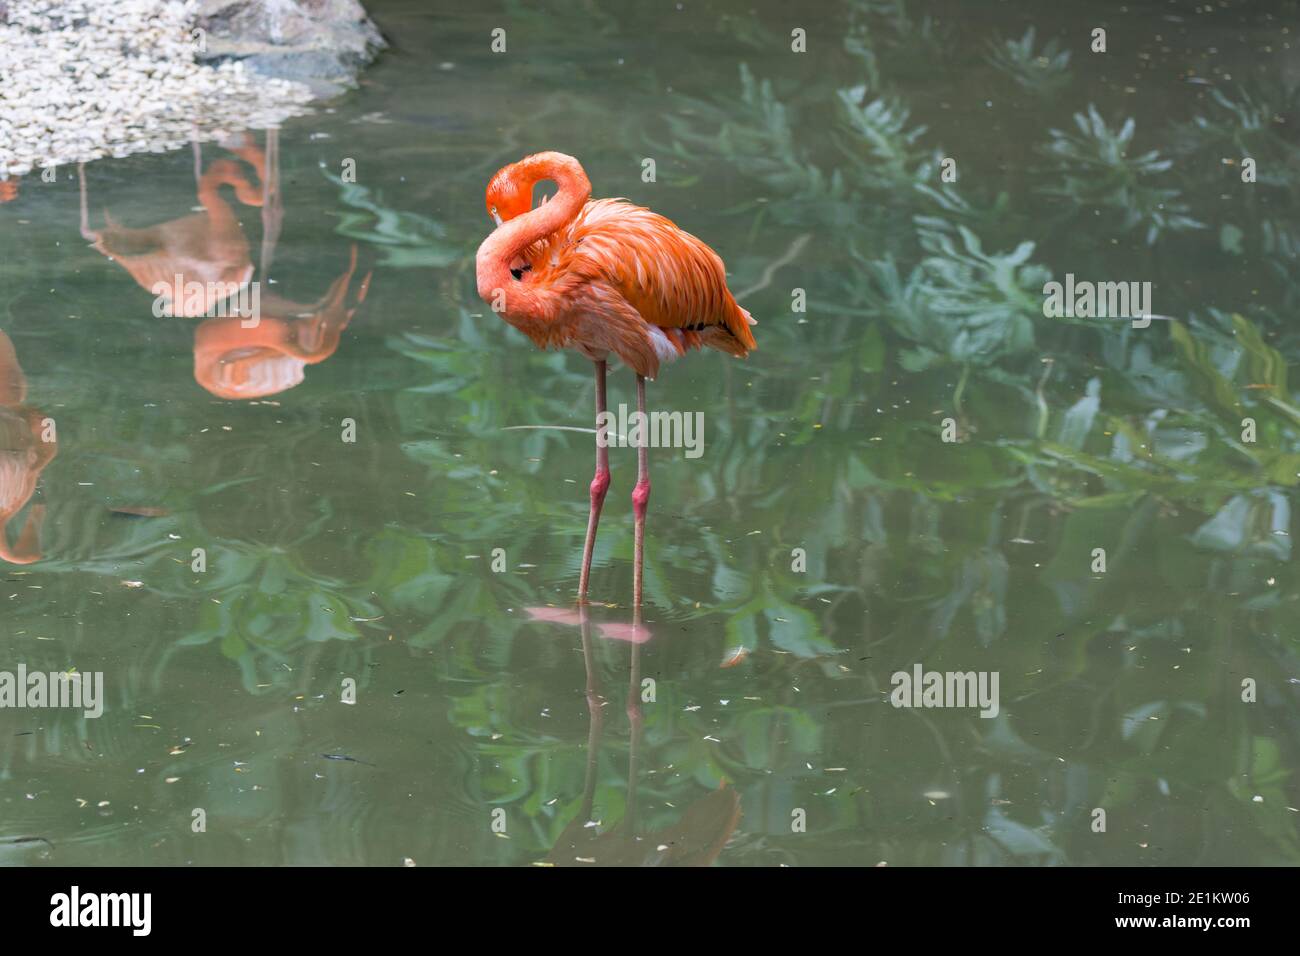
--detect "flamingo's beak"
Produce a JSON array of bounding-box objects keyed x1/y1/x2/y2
[{"x1": 491, "y1": 211, "x2": 503, "y2": 228}]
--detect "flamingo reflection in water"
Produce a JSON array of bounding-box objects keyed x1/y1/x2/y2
[
  {"x1": 79, "y1": 131, "x2": 370, "y2": 399},
  {"x1": 79, "y1": 135, "x2": 268, "y2": 316},
  {"x1": 193, "y1": 244, "x2": 370, "y2": 400},
  {"x1": 0, "y1": 331, "x2": 56, "y2": 565},
  {"x1": 527, "y1": 604, "x2": 742, "y2": 866}
]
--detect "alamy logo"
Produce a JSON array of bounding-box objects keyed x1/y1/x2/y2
[
  {"x1": 1042, "y1": 273, "x2": 1152, "y2": 328},
  {"x1": 890, "y1": 663, "x2": 999, "y2": 718},
  {"x1": 596, "y1": 403, "x2": 704, "y2": 459},
  {"x1": 0, "y1": 666, "x2": 103, "y2": 718},
  {"x1": 50, "y1": 886, "x2": 151, "y2": 936},
  {"x1": 151, "y1": 274, "x2": 261, "y2": 326}
]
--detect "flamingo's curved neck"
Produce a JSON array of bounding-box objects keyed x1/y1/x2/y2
[{"x1": 476, "y1": 153, "x2": 591, "y2": 315}]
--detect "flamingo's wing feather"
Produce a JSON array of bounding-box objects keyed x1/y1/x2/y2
[{"x1": 533, "y1": 200, "x2": 756, "y2": 350}]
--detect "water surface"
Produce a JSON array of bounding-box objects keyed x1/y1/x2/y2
[{"x1": 1, "y1": 0, "x2": 1298, "y2": 866}]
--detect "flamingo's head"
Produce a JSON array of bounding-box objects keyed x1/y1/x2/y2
[{"x1": 484, "y1": 164, "x2": 532, "y2": 227}]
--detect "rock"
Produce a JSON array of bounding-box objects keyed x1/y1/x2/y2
[
  {"x1": 0, "y1": 0, "x2": 317, "y2": 178},
  {"x1": 195, "y1": 0, "x2": 385, "y2": 97}
]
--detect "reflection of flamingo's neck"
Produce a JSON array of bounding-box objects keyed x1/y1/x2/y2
[
  {"x1": 80, "y1": 155, "x2": 261, "y2": 244},
  {"x1": 0, "y1": 503, "x2": 45, "y2": 565},
  {"x1": 192, "y1": 247, "x2": 371, "y2": 399},
  {"x1": 475, "y1": 153, "x2": 590, "y2": 319},
  {"x1": 192, "y1": 317, "x2": 306, "y2": 398},
  {"x1": 196, "y1": 158, "x2": 264, "y2": 231},
  {"x1": 0, "y1": 408, "x2": 52, "y2": 566},
  {"x1": 0, "y1": 330, "x2": 27, "y2": 407}
]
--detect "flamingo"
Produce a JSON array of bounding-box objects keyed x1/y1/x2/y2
[{"x1": 475, "y1": 151, "x2": 756, "y2": 610}]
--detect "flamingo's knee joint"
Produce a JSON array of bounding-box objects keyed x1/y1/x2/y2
[
  {"x1": 590, "y1": 468, "x2": 611, "y2": 503},
  {"x1": 631, "y1": 478, "x2": 651, "y2": 518}
]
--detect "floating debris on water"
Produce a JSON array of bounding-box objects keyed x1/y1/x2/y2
[
  {"x1": 109, "y1": 506, "x2": 171, "y2": 518},
  {"x1": 1, "y1": 835, "x2": 54, "y2": 849},
  {"x1": 320, "y1": 753, "x2": 375, "y2": 766}
]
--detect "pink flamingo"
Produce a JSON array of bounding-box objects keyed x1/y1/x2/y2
[{"x1": 475, "y1": 151, "x2": 756, "y2": 609}]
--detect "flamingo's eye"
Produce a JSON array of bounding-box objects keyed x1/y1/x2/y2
[{"x1": 490, "y1": 205, "x2": 503, "y2": 227}]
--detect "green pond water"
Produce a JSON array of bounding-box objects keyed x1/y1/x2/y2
[{"x1": 2, "y1": 0, "x2": 1299, "y2": 866}]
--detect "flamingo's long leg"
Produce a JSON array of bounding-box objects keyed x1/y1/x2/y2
[
  {"x1": 632, "y1": 373, "x2": 650, "y2": 615},
  {"x1": 578, "y1": 359, "x2": 610, "y2": 602}
]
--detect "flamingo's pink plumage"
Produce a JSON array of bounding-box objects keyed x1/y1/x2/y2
[
  {"x1": 475, "y1": 151, "x2": 755, "y2": 609},
  {"x1": 475, "y1": 151, "x2": 755, "y2": 379}
]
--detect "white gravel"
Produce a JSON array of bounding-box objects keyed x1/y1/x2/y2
[{"x1": 0, "y1": 0, "x2": 315, "y2": 179}]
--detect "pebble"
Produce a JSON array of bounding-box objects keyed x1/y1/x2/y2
[{"x1": 0, "y1": 0, "x2": 316, "y2": 179}]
